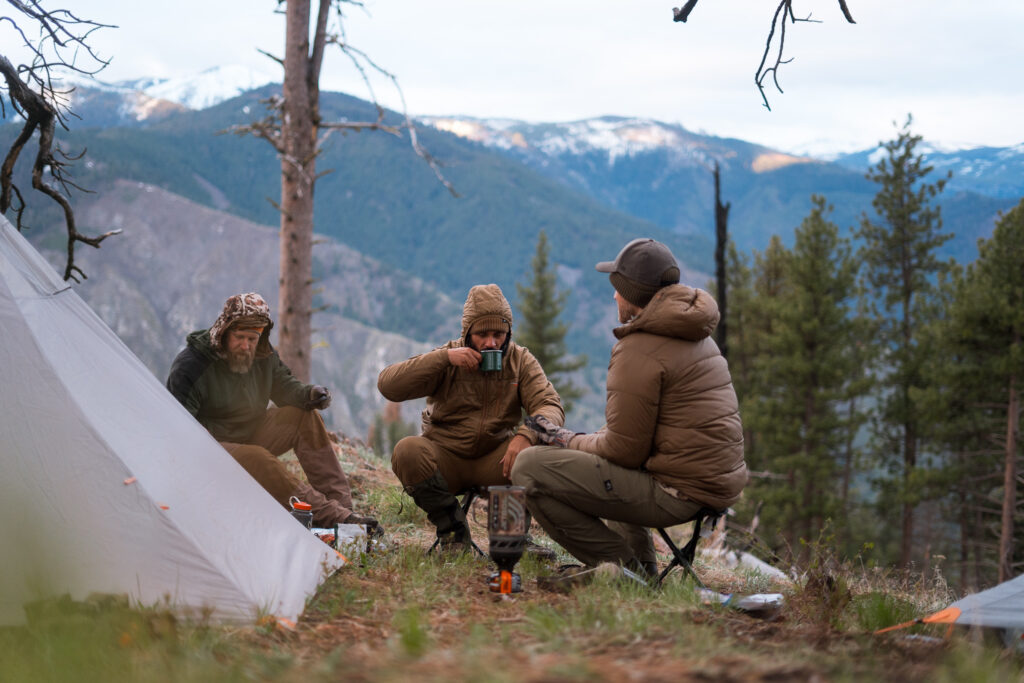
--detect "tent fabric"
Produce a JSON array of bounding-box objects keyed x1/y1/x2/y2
[
  {"x1": 944, "y1": 574, "x2": 1024, "y2": 630},
  {"x1": 0, "y1": 216, "x2": 343, "y2": 627},
  {"x1": 876, "y1": 574, "x2": 1024, "y2": 635}
]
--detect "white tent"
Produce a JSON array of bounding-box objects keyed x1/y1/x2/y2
[{"x1": 0, "y1": 215, "x2": 344, "y2": 626}]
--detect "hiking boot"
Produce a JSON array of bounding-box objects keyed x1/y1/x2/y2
[
  {"x1": 537, "y1": 564, "x2": 595, "y2": 593},
  {"x1": 344, "y1": 512, "x2": 383, "y2": 536},
  {"x1": 537, "y1": 562, "x2": 650, "y2": 593},
  {"x1": 435, "y1": 522, "x2": 474, "y2": 555},
  {"x1": 523, "y1": 536, "x2": 558, "y2": 561}
]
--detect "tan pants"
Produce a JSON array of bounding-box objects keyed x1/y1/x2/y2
[
  {"x1": 390, "y1": 435, "x2": 512, "y2": 493},
  {"x1": 511, "y1": 446, "x2": 703, "y2": 568},
  {"x1": 220, "y1": 406, "x2": 353, "y2": 525}
]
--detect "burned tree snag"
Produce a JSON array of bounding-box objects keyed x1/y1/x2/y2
[{"x1": 713, "y1": 161, "x2": 731, "y2": 359}]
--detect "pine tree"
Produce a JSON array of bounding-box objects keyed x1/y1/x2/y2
[
  {"x1": 742, "y1": 198, "x2": 863, "y2": 561},
  {"x1": 855, "y1": 115, "x2": 954, "y2": 568},
  {"x1": 515, "y1": 231, "x2": 587, "y2": 413},
  {"x1": 941, "y1": 200, "x2": 1024, "y2": 582}
]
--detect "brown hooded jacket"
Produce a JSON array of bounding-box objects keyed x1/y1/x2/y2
[
  {"x1": 377, "y1": 284, "x2": 564, "y2": 457},
  {"x1": 570, "y1": 284, "x2": 747, "y2": 510}
]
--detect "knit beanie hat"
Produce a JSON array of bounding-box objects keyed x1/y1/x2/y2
[
  {"x1": 469, "y1": 315, "x2": 509, "y2": 335},
  {"x1": 596, "y1": 238, "x2": 680, "y2": 307}
]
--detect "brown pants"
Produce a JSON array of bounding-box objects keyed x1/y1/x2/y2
[
  {"x1": 220, "y1": 406, "x2": 353, "y2": 525},
  {"x1": 391, "y1": 435, "x2": 512, "y2": 493},
  {"x1": 511, "y1": 446, "x2": 703, "y2": 568}
]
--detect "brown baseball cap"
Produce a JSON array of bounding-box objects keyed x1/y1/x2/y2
[{"x1": 596, "y1": 238, "x2": 680, "y2": 307}]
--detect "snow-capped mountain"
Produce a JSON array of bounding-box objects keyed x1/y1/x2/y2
[
  {"x1": 834, "y1": 142, "x2": 1024, "y2": 199},
  {"x1": 56, "y1": 65, "x2": 277, "y2": 125},
  {"x1": 421, "y1": 115, "x2": 812, "y2": 173},
  {"x1": 120, "y1": 65, "x2": 278, "y2": 111}
]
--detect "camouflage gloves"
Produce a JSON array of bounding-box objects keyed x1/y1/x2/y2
[
  {"x1": 307, "y1": 385, "x2": 332, "y2": 410},
  {"x1": 524, "y1": 414, "x2": 576, "y2": 448}
]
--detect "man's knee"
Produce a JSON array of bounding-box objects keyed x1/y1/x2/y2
[
  {"x1": 510, "y1": 445, "x2": 545, "y2": 490},
  {"x1": 391, "y1": 435, "x2": 435, "y2": 485}
]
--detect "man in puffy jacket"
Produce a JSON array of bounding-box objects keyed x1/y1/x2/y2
[
  {"x1": 511, "y1": 239, "x2": 746, "y2": 577},
  {"x1": 167, "y1": 292, "x2": 377, "y2": 529},
  {"x1": 378, "y1": 284, "x2": 564, "y2": 549}
]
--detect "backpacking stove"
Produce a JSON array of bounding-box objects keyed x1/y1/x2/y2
[{"x1": 486, "y1": 485, "x2": 527, "y2": 594}]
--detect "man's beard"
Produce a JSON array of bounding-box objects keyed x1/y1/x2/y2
[{"x1": 226, "y1": 347, "x2": 256, "y2": 373}]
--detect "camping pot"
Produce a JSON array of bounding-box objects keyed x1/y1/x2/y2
[{"x1": 289, "y1": 496, "x2": 313, "y2": 529}]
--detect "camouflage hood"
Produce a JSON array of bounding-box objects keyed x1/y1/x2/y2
[
  {"x1": 459, "y1": 284, "x2": 513, "y2": 345},
  {"x1": 208, "y1": 292, "x2": 274, "y2": 358}
]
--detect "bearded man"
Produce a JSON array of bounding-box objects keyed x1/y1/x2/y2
[
  {"x1": 377, "y1": 284, "x2": 564, "y2": 550},
  {"x1": 167, "y1": 292, "x2": 377, "y2": 529}
]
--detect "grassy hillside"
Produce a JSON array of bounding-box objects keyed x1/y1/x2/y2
[{"x1": 2, "y1": 440, "x2": 1020, "y2": 682}]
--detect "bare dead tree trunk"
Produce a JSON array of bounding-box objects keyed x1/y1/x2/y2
[
  {"x1": 278, "y1": 0, "x2": 328, "y2": 381},
  {"x1": 999, "y1": 368, "x2": 1019, "y2": 582},
  {"x1": 713, "y1": 161, "x2": 730, "y2": 359}
]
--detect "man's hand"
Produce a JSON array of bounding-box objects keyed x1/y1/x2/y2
[
  {"x1": 307, "y1": 385, "x2": 332, "y2": 410},
  {"x1": 524, "y1": 414, "x2": 576, "y2": 448},
  {"x1": 447, "y1": 346, "x2": 482, "y2": 370},
  {"x1": 501, "y1": 434, "x2": 532, "y2": 479}
]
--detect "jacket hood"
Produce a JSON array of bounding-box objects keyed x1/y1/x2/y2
[
  {"x1": 208, "y1": 292, "x2": 274, "y2": 358},
  {"x1": 185, "y1": 329, "x2": 218, "y2": 359},
  {"x1": 460, "y1": 284, "x2": 513, "y2": 343},
  {"x1": 613, "y1": 284, "x2": 719, "y2": 342}
]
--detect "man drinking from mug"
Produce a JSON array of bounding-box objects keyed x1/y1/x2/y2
[{"x1": 377, "y1": 284, "x2": 564, "y2": 551}]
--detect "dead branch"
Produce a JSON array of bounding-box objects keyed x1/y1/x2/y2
[
  {"x1": 672, "y1": 0, "x2": 698, "y2": 23},
  {"x1": 839, "y1": 0, "x2": 855, "y2": 23},
  {"x1": 234, "y1": 1, "x2": 458, "y2": 200},
  {"x1": 673, "y1": 1, "x2": 856, "y2": 110},
  {"x1": 0, "y1": 3, "x2": 117, "y2": 281}
]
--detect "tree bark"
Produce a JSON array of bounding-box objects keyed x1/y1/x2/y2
[
  {"x1": 713, "y1": 162, "x2": 730, "y2": 359},
  {"x1": 278, "y1": 0, "x2": 323, "y2": 381},
  {"x1": 999, "y1": 368, "x2": 1019, "y2": 582}
]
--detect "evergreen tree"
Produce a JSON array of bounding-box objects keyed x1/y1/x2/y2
[
  {"x1": 855, "y1": 116, "x2": 954, "y2": 568},
  {"x1": 516, "y1": 231, "x2": 587, "y2": 413},
  {"x1": 743, "y1": 198, "x2": 863, "y2": 561},
  {"x1": 940, "y1": 200, "x2": 1024, "y2": 582}
]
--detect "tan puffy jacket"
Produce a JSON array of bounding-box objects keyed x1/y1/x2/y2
[
  {"x1": 377, "y1": 284, "x2": 564, "y2": 457},
  {"x1": 571, "y1": 284, "x2": 746, "y2": 509}
]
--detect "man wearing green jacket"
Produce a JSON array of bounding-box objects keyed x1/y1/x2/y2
[
  {"x1": 167, "y1": 292, "x2": 377, "y2": 529},
  {"x1": 378, "y1": 284, "x2": 564, "y2": 550}
]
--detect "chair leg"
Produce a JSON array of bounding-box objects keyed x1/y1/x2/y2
[
  {"x1": 655, "y1": 509, "x2": 722, "y2": 589},
  {"x1": 655, "y1": 527, "x2": 706, "y2": 589}
]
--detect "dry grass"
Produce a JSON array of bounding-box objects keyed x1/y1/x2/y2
[{"x1": 2, "y1": 437, "x2": 1021, "y2": 682}]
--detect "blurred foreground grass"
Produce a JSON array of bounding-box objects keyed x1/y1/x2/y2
[{"x1": 2, "y1": 442, "x2": 1021, "y2": 682}]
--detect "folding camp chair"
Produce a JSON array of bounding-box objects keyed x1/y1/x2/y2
[
  {"x1": 654, "y1": 507, "x2": 724, "y2": 589},
  {"x1": 426, "y1": 485, "x2": 487, "y2": 557}
]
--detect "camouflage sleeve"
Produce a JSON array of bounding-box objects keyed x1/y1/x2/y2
[{"x1": 514, "y1": 346, "x2": 565, "y2": 444}]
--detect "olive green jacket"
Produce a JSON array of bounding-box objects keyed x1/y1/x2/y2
[{"x1": 166, "y1": 329, "x2": 312, "y2": 443}]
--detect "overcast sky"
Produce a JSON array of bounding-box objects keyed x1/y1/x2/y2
[{"x1": 13, "y1": 1, "x2": 1024, "y2": 154}]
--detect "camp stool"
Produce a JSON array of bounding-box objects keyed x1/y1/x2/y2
[
  {"x1": 426, "y1": 485, "x2": 487, "y2": 557},
  {"x1": 654, "y1": 507, "x2": 724, "y2": 589}
]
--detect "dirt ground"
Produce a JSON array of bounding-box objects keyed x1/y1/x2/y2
[{"x1": 256, "y1": 439, "x2": 973, "y2": 682}]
